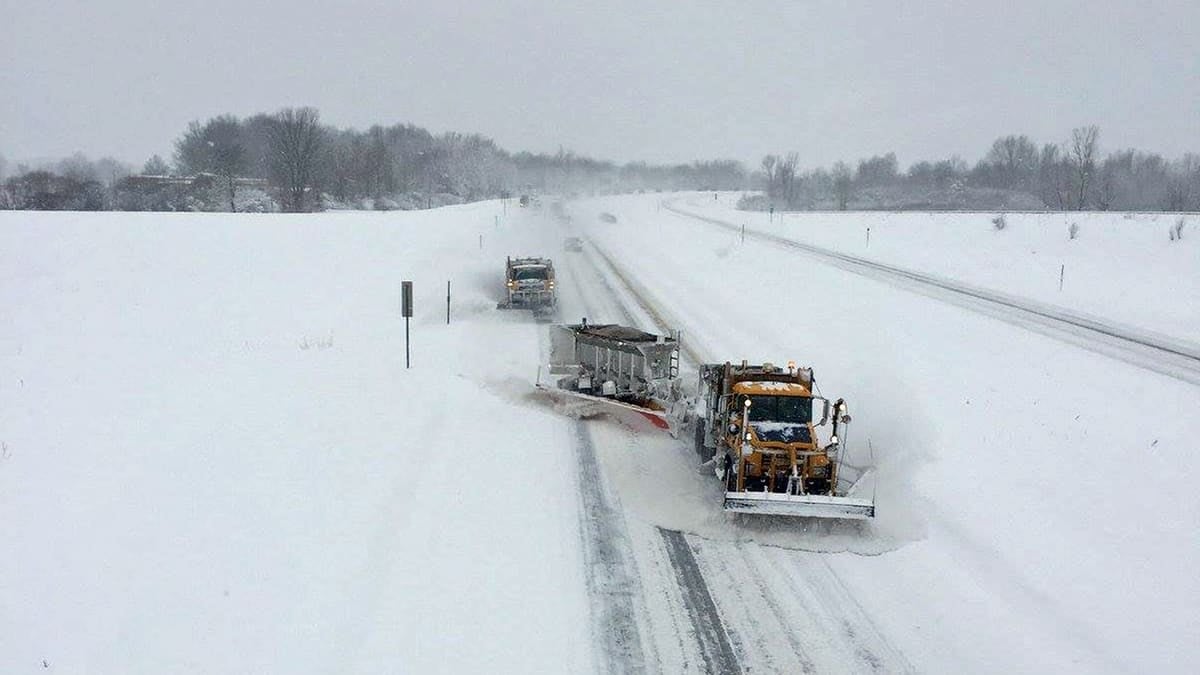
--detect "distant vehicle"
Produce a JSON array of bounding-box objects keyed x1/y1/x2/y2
[
  {"x1": 599, "y1": 212, "x2": 617, "y2": 223},
  {"x1": 519, "y1": 195, "x2": 531, "y2": 207},
  {"x1": 563, "y1": 237, "x2": 583, "y2": 252}
]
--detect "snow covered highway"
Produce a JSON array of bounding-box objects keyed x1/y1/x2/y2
[
  {"x1": 3, "y1": 196, "x2": 1198, "y2": 673},
  {"x1": 664, "y1": 200, "x2": 1200, "y2": 386}
]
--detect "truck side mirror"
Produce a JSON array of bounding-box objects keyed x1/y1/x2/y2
[{"x1": 814, "y1": 398, "x2": 830, "y2": 425}]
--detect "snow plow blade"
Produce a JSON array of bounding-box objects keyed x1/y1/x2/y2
[
  {"x1": 534, "y1": 382, "x2": 671, "y2": 430},
  {"x1": 723, "y1": 491, "x2": 875, "y2": 519}
]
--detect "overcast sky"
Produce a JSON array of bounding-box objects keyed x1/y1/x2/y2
[{"x1": 2, "y1": 0, "x2": 1197, "y2": 170}]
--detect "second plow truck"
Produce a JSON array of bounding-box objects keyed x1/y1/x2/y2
[
  {"x1": 537, "y1": 319, "x2": 683, "y2": 430},
  {"x1": 693, "y1": 360, "x2": 876, "y2": 520}
]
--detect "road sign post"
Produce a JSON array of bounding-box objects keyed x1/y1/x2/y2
[{"x1": 402, "y1": 281, "x2": 413, "y2": 368}]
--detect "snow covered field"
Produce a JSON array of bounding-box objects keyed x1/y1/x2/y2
[
  {"x1": 1, "y1": 208, "x2": 592, "y2": 673},
  {"x1": 3, "y1": 194, "x2": 1198, "y2": 673},
  {"x1": 692, "y1": 193, "x2": 1200, "y2": 340}
]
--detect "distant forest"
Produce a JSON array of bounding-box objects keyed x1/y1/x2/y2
[
  {"x1": 1, "y1": 111, "x2": 1196, "y2": 213},
  {"x1": 753, "y1": 127, "x2": 1200, "y2": 212}
]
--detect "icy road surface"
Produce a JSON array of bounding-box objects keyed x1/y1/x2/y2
[{"x1": 2, "y1": 196, "x2": 1198, "y2": 673}]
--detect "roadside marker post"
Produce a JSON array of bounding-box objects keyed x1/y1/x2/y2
[{"x1": 401, "y1": 281, "x2": 413, "y2": 368}]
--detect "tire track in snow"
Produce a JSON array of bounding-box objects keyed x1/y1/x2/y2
[
  {"x1": 665, "y1": 202, "x2": 1200, "y2": 386},
  {"x1": 767, "y1": 547, "x2": 914, "y2": 673},
  {"x1": 554, "y1": 259, "x2": 652, "y2": 672},
  {"x1": 731, "y1": 542, "x2": 817, "y2": 673},
  {"x1": 572, "y1": 422, "x2": 649, "y2": 673},
  {"x1": 659, "y1": 529, "x2": 742, "y2": 674},
  {"x1": 566, "y1": 238, "x2": 740, "y2": 673}
]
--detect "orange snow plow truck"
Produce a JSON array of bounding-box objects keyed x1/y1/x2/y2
[{"x1": 692, "y1": 361, "x2": 875, "y2": 519}]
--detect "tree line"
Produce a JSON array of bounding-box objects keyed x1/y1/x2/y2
[
  {"x1": 0, "y1": 108, "x2": 747, "y2": 212},
  {"x1": 757, "y1": 126, "x2": 1199, "y2": 212},
  {"x1": 3, "y1": 117, "x2": 1197, "y2": 212}
]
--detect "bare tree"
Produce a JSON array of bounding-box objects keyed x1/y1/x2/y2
[
  {"x1": 984, "y1": 135, "x2": 1038, "y2": 190},
  {"x1": 267, "y1": 107, "x2": 325, "y2": 212},
  {"x1": 1038, "y1": 144, "x2": 1068, "y2": 209},
  {"x1": 832, "y1": 161, "x2": 853, "y2": 210},
  {"x1": 1067, "y1": 125, "x2": 1099, "y2": 210},
  {"x1": 175, "y1": 115, "x2": 246, "y2": 211},
  {"x1": 760, "y1": 155, "x2": 777, "y2": 194},
  {"x1": 142, "y1": 155, "x2": 171, "y2": 176},
  {"x1": 856, "y1": 152, "x2": 898, "y2": 186},
  {"x1": 777, "y1": 152, "x2": 799, "y2": 207}
]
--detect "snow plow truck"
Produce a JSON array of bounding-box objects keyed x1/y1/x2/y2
[
  {"x1": 498, "y1": 256, "x2": 557, "y2": 314},
  {"x1": 693, "y1": 361, "x2": 875, "y2": 519},
  {"x1": 537, "y1": 319, "x2": 683, "y2": 430},
  {"x1": 537, "y1": 320, "x2": 875, "y2": 521}
]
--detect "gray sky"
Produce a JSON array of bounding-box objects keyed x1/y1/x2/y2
[{"x1": 2, "y1": 0, "x2": 1198, "y2": 170}]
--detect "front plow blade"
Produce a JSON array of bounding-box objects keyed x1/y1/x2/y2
[{"x1": 723, "y1": 491, "x2": 875, "y2": 519}]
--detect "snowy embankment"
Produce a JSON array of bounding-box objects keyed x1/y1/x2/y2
[
  {"x1": 0, "y1": 207, "x2": 591, "y2": 673},
  {"x1": 690, "y1": 193, "x2": 1200, "y2": 340},
  {"x1": 571, "y1": 193, "x2": 1200, "y2": 673}
]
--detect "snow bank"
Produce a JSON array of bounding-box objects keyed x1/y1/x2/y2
[{"x1": 0, "y1": 206, "x2": 592, "y2": 673}]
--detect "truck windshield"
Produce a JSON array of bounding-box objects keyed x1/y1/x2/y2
[
  {"x1": 514, "y1": 267, "x2": 548, "y2": 280},
  {"x1": 746, "y1": 395, "x2": 811, "y2": 424}
]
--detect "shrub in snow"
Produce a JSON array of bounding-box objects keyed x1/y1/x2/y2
[
  {"x1": 737, "y1": 192, "x2": 769, "y2": 211},
  {"x1": 991, "y1": 214, "x2": 1007, "y2": 230},
  {"x1": 299, "y1": 333, "x2": 334, "y2": 351},
  {"x1": 1170, "y1": 217, "x2": 1185, "y2": 241},
  {"x1": 1068, "y1": 222, "x2": 1079, "y2": 240}
]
